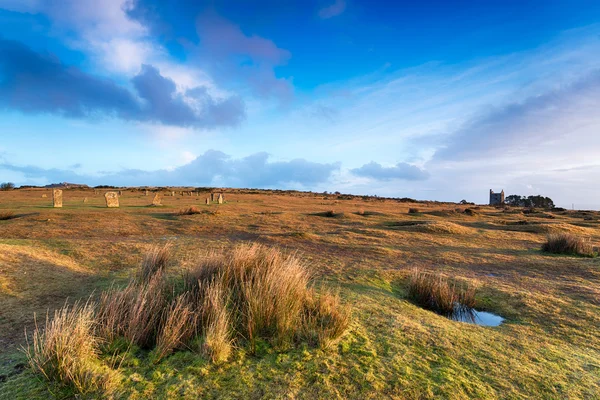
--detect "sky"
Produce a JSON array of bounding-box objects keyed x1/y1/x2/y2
[{"x1": 0, "y1": 0, "x2": 600, "y2": 208}]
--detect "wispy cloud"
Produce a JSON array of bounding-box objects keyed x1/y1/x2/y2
[{"x1": 318, "y1": 0, "x2": 347, "y2": 19}]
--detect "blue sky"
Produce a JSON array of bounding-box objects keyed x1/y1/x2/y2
[{"x1": 1, "y1": 0, "x2": 600, "y2": 208}]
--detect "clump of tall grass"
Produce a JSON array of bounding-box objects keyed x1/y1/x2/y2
[
  {"x1": 138, "y1": 243, "x2": 172, "y2": 283},
  {"x1": 198, "y1": 281, "x2": 232, "y2": 363},
  {"x1": 407, "y1": 268, "x2": 476, "y2": 315},
  {"x1": 176, "y1": 206, "x2": 202, "y2": 216},
  {"x1": 0, "y1": 211, "x2": 16, "y2": 220},
  {"x1": 542, "y1": 233, "x2": 595, "y2": 257},
  {"x1": 24, "y1": 301, "x2": 120, "y2": 397},
  {"x1": 185, "y1": 243, "x2": 349, "y2": 351},
  {"x1": 408, "y1": 208, "x2": 419, "y2": 214},
  {"x1": 25, "y1": 242, "x2": 351, "y2": 394}
]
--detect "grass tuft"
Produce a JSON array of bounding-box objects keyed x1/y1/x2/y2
[
  {"x1": 542, "y1": 233, "x2": 595, "y2": 257},
  {"x1": 0, "y1": 211, "x2": 16, "y2": 220},
  {"x1": 139, "y1": 243, "x2": 172, "y2": 283},
  {"x1": 24, "y1": 301, "x2": 120, "y2": 397},
  {"x1": 407, "y1": 268, "x2": 476, "y2": 315},
  {"x1": 176, "y1": 206, "x2": 202, "y2": 216}
]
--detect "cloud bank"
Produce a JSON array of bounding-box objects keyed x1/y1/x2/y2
[
  {"x1": 0, "y1": 39, "x2": 245, "y2": 128},
  {"x1": 0, "y1": 150, "x2": 340, "y2": 188}
]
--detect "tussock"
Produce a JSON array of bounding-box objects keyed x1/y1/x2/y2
[
  {"x1": 139, "y1": 243, "x2": 172, "y2": 283},
  {"x1": 542, "y1": 233, "x2": 595, "y2": 257},
  {"x1": 176, "y1": 206, "x2": 202, "y2": 216},
  {"x1": 26, "y1": 242, "x2": 350, "y2": 394},
  {"x1": 24, "y1": 301, "x2": 120, "y2": 397},
  {"x1": 0, "y1": 211, "x2": 16, "y2": 220},
  {"x1": 407, "y1": 268, "x2": 476, "y2": 315}
]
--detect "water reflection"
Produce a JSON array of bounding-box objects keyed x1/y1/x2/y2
[{"x1": 449, "y1": 304, "x2": 504, "y2": 326}]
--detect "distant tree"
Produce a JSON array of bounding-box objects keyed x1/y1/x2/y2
[
  {"x1": 527, "y1": 195, "x2": 555, "y2": 209},
  {"x1": 505, "y1": 195, "x2": 522, "y2": 206},
  {"x1": 459, "y1": 199, "x2": 474, "y2": 205},
  {"x1": 505, "y1": 194, "x2": 555, "y2": 209},
  {"x1": 0, "y1": 182, "x2": 15, "y2": 191}
]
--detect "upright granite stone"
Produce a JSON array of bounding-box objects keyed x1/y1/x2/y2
[
  {"x1": 83, "y1": 197, "x2": 88, "y2": 203},
  {"x1": 118, "y1": 190, "x2": 123, "y2": 196},
  {"x1": 206, "y1": 197, "x2": 210, "y2": 205},
  {"x1": 172, "y1": 191, "x2": 175, "y2": 197},
  {"x1": 152, "y1": 193, "x2": 162, "y2": 206},
  {"x1": 52, "y1": 189, "x2": 63, "y2": 208},
  {"x1": 210, "y1": 193, "x2": 215, "y2": 202},
  {"x1": 42, "y1": 194, "x2": 47, "y2": 198},
  {"x1": 105, "y1": 192, "x2": 119, "y2": 208},
  {"x1": 145, "y1": 190, "x2": 149, "y2": 196},
  {"x1": 218, "y1": 194, "x2": 223, "y2": 204}
]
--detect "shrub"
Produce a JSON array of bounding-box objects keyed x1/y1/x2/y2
[
  {"x1": 24, "y1": 301, "x2": 119, "y2": 397},
  {"x1": 176, "y1": 206, "x2": 202, "y2": 216},
  {"x1": 0, "y1": 182, "x2": 15, "y2": 191},
  {"x1": 408, "y1": 208, "x2": 419, "y2": 214},
  {"x1": 407, "y1": 268, "x2": 476, "y2": 315},
  {"x1": 542, "y1": 233, "x2": 595, "y2": 257}
]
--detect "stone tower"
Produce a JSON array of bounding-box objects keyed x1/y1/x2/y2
[{"x1": 489, "y1": 189, "x2": 505, "y2": 205}]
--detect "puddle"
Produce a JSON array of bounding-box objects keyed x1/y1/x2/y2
[{"x1": 450, "y1": 306, "x2": 504, "y2": 327}]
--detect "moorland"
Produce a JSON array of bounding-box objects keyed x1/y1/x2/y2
[{"x1": 0, "y1": 188, "x2": 599, "y2": 399}]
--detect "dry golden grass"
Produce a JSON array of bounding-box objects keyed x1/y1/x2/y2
[
  {"x1": 199, "y1": 280, "x2": 232, "y2": 363},
  {"x1": 186, "y1": 243, "x2": 349, "y2": 351},
  {"x1": 542, "y1": 233, "x2": 595, "y2": 257},
  {"x1": 155, "y1": 293, "x2": 196, "y2": 362},
  {"x1": 24, "y1": 301, "x2": 120, "y2": 397},
  {"x1": 0, "y1": 210, "x2": 16, "y2": 220},
  {"x1": 176, "y1": 206, "x2": 202, "y2": 216},
  {"x1": 138, "y1": 243, "x2": 172, "y2": 283},
  {"x1": 407, "y1": 268, "x2": 476, "y2": 315}
]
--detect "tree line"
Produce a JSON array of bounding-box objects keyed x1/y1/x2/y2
[{"x1": 505, "y1": 194, "x2": 555, "y2": 209}]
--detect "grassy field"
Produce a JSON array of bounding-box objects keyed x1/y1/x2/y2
[{"x1": 0, "y1": 188, "x2": 599, "y2": 399}]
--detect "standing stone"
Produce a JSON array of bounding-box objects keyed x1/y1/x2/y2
[
  {"x1": 42, "y1": 194, "x2": 47, "y2": 198},
  {"x1": 83, "y1": 197, "x2": 88, "y2": 203},
  {"x1": 210, "y1": 193, "x2": 214, "y2": 202},
  {"x1": 152, "y1": 193, "x2": 162, "y2": 206},
  {"x1": 218, "y1": 193, "x2": 223, "y2": 204},
  {"x1": 206, "y1": 197, "x2": 210, "y2": 205},
  {"x1": 104, "y1": 192, "x2": 119, "y2": 208},
  {"x1": 52, "y1": 189, "x2": 63, "y2": 208},
  {"x1": 172, "y1": 191, "x2": 175, "y2": 197},
  {"x1": 118, "y1": 190, "x2": 122, "y2": 196},
  {"x1": 145, "y1": 190, "x2": 149, "y2": 196},
  {"x1": 94, "y1": 190, "x2": 98, "y2": 195}
]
